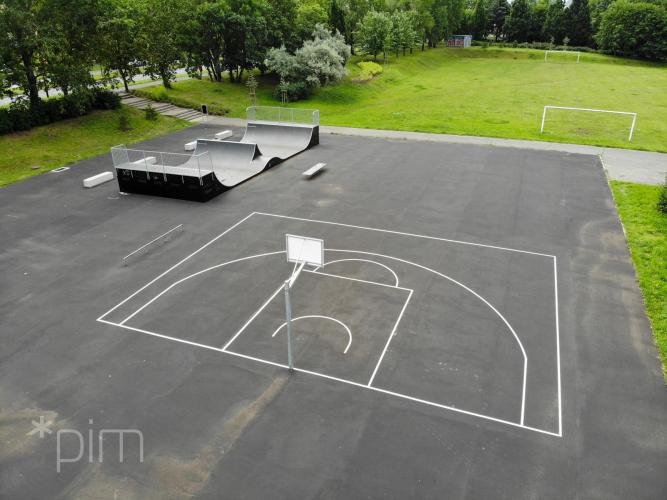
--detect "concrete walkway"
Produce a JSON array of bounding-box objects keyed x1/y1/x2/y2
[{"x1": 201, "y1": 116, "x2": 667, "y2": 185}]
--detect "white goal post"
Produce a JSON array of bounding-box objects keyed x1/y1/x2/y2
[
  {"x1": 540, "y1": 106, "x2": 638, "y2": 141},
  {"x1": 544, "y1": 50, "x2": 581, "y2": 62}
]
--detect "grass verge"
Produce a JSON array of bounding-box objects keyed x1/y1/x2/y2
[
  {"x1": 610, "y1": 180, "x2": 667, "y2": 380},
  {"x1": 134, "y1": 47, "x2": 667, "y2": 152},
  {"x1": 0, "y1": 107, "x2": 190, "y2": 187}
]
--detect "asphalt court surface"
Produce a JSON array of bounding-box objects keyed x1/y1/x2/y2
[{"x1": 1, "y1": 123, "x2": 665, "y2": 499}]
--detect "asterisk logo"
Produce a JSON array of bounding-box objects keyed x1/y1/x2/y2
[{"x1": 27, "y1": 415, "x2": 53, "y2": 438}]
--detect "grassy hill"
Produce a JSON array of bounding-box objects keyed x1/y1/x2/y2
[{"x1": 135, "y1": 47, "x2": 667, "y2": 152}]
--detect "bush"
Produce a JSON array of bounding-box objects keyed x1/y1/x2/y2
[
  {"x1": 93, "y1": 89, "x2": 121, "y2": 110},
  {"x1": 356, "y1": 61, "x2": 383, "y2": 81},
  {"x1": 273, "y1": 81, "x2": 311, "y2": 102},
  {"x1": 118, "y1": 109, "x2": 132, "y2": 131},
  {"x1": 61, "y1": 91, "x2": 94, "y2": 119},
  {"x1": 596, "y1": 1, "x2": 667, "y2": 60},
  {"x1": 144, "y1": 104, "x2": 159, "y2": 121},
  {"x1": 0, "y1": 88, "x2": 123, "y2": 135},
  {"x1": 658, "y1": 178, "x2": 667, "y2": 214}
]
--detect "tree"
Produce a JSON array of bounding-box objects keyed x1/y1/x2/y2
[
  {"x1": 181, "y1": 0, "x2": 228, "y2": 82},
  {"x1": 487, "y1": 0, "x2": 510, "y2": 40},
  {"x1": 222, "y1": 11, "x2": 268, "y2": 82},
  {"x1": 265, "y1": 23, "x2": 350, "y2": 92},
  {"x1": 141, "y1": 0, "x2": 186, "y2": 88},
  {"x1": 589, "y1": 0, "x2": 614, "y2": 32},
  {"x1": 566, "y1": 0, "x2": 593, "y2": 46},
  {"x1": 0, "y1": 0, "x2": 43, "y2": 105},
  {"x1": 390, "y1": 10, "x2": 417, "y2": 56},
  {"x1": 330, "y1": 0, "x2": 347, "y2": 37},
  {"x1": 543, "y1": 0, "x2": 567, "y2": 45},
  {"x1": 472, "y1": 0, "x2": 487, "y2": 39},
  {"x1": 504, "y1": 0, "x2": 532, "y2": 42},
  {"x1": 356, "y1": 10, "x2": 392, "y2": 59},
  {"x1": 295, "y1": 1, "x2": 329, "y2": 43},
  {"x1": 529, "y1": 0, "x2": 549, "y2": 42},
  {"x1": 266, "y1": 0, "x2": 298, "y2": 51},
  {"x1": 596, "y1": 0, "x2": 667, "y2": 60},
  {"x1": 98, "y1": 0, "x2": 144, "y2": 92}
]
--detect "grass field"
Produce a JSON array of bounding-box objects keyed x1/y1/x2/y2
[
  {"x1": 610, "y1": 181, "x2": 667, "y2": 380},
  {"x1": 135, "y1": 47, "x2": 667, "y2": 152},
  {"x1": 0, "y1": 107, "x2": 190, "y2": 186}
]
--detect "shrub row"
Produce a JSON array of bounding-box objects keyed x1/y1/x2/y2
[
  {"x1": 0, "y1": 89, "x2": 121, "y2": 135},
  {"x1": 471, "y1": 40, "x2": 597, "y2": 53}
]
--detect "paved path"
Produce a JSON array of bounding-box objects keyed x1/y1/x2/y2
[{"x1": 202, "y1": 115, "x2": 667, "y2": 185}]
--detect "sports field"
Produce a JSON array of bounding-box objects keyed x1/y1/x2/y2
[{"x1": 135, "y1": 47, "x2": 667, "y2": 152}]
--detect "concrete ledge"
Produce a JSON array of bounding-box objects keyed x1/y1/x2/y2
[
  {"x1": 303, "y1": 162, "x2": 326, "y2": 178},
  {"x1": 214, "y1": 130, "x2": 232, "y2": 140},
  {"x1": 184, "y1": 141, "x2": 197, "y2": 151},
  {"x1": 83, "y1": 171, "x2": 114, "y2": 188}
]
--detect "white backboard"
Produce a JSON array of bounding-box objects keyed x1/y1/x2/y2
[{"x1": 286, "y1": 234, "x2": 324, "y2": 267}]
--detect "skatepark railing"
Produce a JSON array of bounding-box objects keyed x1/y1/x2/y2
[
  {"x1": 246, "y1": 106, "x2": 319, "y2": 126},
  {"x1": 111, "y1": 145, "x2": 212, "y2": 184}
]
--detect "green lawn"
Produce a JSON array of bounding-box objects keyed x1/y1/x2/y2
[
  {"x1": 611, "y1": 181, "x2": 667, "y2": 380},
  {"x1": 0, "y1": 107, "x2": 190, "y2": 186},
  {"x1": 135, "y1": 47, "x2": 667, "y2": 152}
]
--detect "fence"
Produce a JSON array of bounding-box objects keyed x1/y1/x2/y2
[
  {"x1": 246, "y1": 106, "x2": 320, "y2": 126},
  {"x1": 110, "y1": 145, "x2": 213, "y2": 184}
]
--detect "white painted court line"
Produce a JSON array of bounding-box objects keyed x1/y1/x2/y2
[
  {"x1": 304, "y1": 269, "x2": 412, "y2": 292},
  {"x1": 321, "y1": 258, "x2": 400, "y2": 287},
  {"x1": 222, "y1": 348, "x2": 562, "y2": 438},
  {"x1": 97, "y1": 211, "x2": 560, "y2": 435},
  {"x1": 98, "y1": 318, "x2": 560, "y2": 437},
  {"x1": 554, "y1": 256, "x2": 563, "y2": 436},
  {"x1": 326, "y1": 248, "x2": 528, "y2": 426},
  {"x1": 255, "y1": 212, "x2": 556, "y2": 259},
  {"x1": 272, "y1": 315, "x2": 353, "y2": 354},
  {"x1": 118, "y1": 250, "x2": 285, "y2": 326},
  {"x1": 367, "y1": 289, "x2": 414, "y2": 387},
  {"x1": 222, "y1": 282, "x2": 286, "y2": 351},
  {"x1": 97, "y1": 212, "x2": 258, "y2": 322}
]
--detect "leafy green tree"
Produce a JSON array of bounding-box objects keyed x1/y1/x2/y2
[
  {"x1": 141, "y1": 0, "x2": 186, "y2": 88},
  {"x1": 529, "y1": 0, "x2": 549, "y2": 42},
  {"x1": 472, "y1": 0, "x2": 488, "y2": 39},
  {"x1": 566, "y1": 0, "x2": 593, "y2": 46},
  {"x1": 390, "y1": 10, "x2": 417, "y2": 56},
  {"x1": 504, "y1": 0, "x2": 532, "y2": 41},
  {"x1": 330, "y1": 0, "x2": 347, "y2": 37},
  {"x1": 267, "y1": 0, "x2": 299, "y2": 51},
  {"x1": 98, "y1": 0, "x2": 144, "y2": 92},
  {"x1": 181, "y1": 0, "x2": 227, "y2": 82},
  {"x1": 222, "y1": 11, "x2": 269, "y2": 82},
  {"x1": 589, "y1": 0, "x2": 614, "y2": 31},
  {"x1": 429, "y1": 0, "x2": 465, "y2": 46},
  {"x1": 0, "y1": 0, "x2": 43, "y2": 105},
  {"x1": 543, "y1": 0, "x2": 567, "y2": 44},
  {"x1": 357, "y1": 10, "x2": 393, "y2": 59},
  {"x1": 295, "y1": 1, "x2": 329, "y2": 43},
  {"x1": 487, "y1": 0, "x2": 510, "y2": 40},
  {"x1": 596, "y1": 0, "x2": 667, "y2": 60}
]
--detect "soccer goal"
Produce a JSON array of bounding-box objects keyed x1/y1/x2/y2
[
  {"x1": 544, "y1": 50, "x2": 581, "y2": 63},
  {"x1": 540, "y1": 106, "x2": 638, "y2": 141}
]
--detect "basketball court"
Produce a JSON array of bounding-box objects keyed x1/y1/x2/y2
[{"x1": 1, "y1": 123, "x2": 665, "y2": 499}]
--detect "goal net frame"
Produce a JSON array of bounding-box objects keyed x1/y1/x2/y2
[
  {"x1": 544, "y1": 50, "x2": 581, "y2": 62},
  {"x1": 540, "y1": 106, "x2": 638, "y2": 142}
]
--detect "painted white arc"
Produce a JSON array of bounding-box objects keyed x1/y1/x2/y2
[
  {"x1": 325, "y1": 248, "x2": 528, "y2": 426},
  {"x1": 322, "y1": 258, "x2": 400, "y2": 287},
  {"x1": 271, "y1": 315, "x2": 353, "y2": 354}
]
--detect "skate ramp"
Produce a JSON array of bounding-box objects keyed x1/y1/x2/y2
[
  {"x1": 241, "y1": 122, "x2": 319, "y2": 159},
  {"x1": 191, "y1": 139, "x2": 268, "y2": 187}
]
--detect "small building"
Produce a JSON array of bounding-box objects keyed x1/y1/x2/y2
[{"x1": 447, "y1": 35, "x2": 472, "y2": 48}]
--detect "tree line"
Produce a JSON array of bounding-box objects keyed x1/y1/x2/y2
[
  {"x1": 463, "y1": 0, "x2": 667, "y2": 60},
  {"x1": 1, "y1": 0, "x2": 665, "y2": 113}
]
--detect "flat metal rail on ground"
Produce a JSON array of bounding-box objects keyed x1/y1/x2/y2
[{"x1": 122, "y1": 224, "x2": 184, "y2": 266}]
